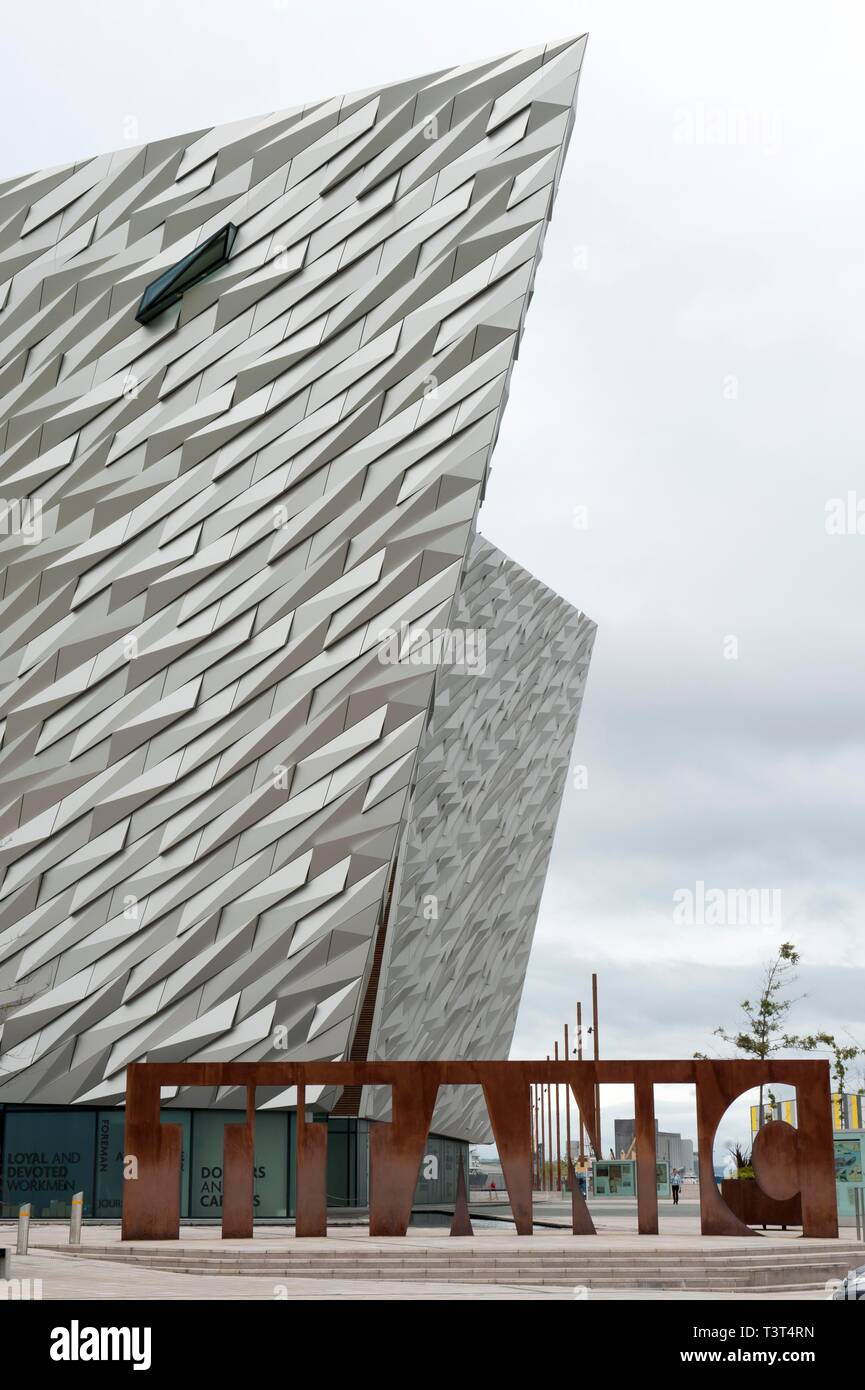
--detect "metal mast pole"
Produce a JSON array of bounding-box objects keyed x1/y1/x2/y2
[
  {"x1": 554, "y1": 1040, "x2": 562, "y2": 1191},
  {"x1": 546, "y1": 1056, "x2": 553, "y2": 1193},
  {"x1": 530, "y1": 1083, "x2": 536, "y2": 1187},
  {"x1": 577, "y1": 1001, "x2": 586, "y2": 1163},
  {"x1": 592, "y1": 972, "x2": 601, "y2": 1158},
  {"x1": 564, "y1": 1022, "x2": 572, "y2": 1168}
]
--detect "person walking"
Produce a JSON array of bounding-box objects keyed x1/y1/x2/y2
[{"x1": 671, "y1": 1168, "x2": 681, "y2": 1206}]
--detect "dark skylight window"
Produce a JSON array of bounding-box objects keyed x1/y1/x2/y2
[{"x1": 135, "y1": 223, "x2": 238, "y2": 324}]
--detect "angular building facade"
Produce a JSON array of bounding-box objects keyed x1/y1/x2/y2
[
  {"x1": 0, "y1": 38, "x2": 593, "y2": 1215},
  {"x1": 364, "y1": 536, "x2": 595, "y2": 1140}
]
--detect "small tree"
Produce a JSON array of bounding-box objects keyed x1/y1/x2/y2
[
  {"x1": 700, "y1": 942, "x2": 809, "y2": 1129},
  {"x1": 698, "y1": 944, "x2": 865, "y2": 1139}
]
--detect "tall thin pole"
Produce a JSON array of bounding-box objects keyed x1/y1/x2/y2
[
  {"x1": 536, "y1": 1083, "x2": 542, "y2": 1188},
  {"x1": 577, "y1": 1001, "x2": 586, "y2": 1163},
  {"x1": 531, "y1": 1084, "x2": 539, "y2": 1184},
  {"x1": 546, "y1": 1055, "x2": 553, "y2": 1194},
  {"x1": 530, "y1": 1083, "x2": 536, "y2": 1187},
  {"x1": 592, "y1": 972, "x2": 601, "y2": 1159},
  {"x1": 554, "y1": 1040, "x2": 562, "y2": 1191},
  {"x1": 564, "y1": 1023, "x2": 572, "y2": 1169},
  {"x1": 534, "y1": 1084, "x2": 541, "y2": 1188},
  {"x1": 542, "y1": 1078, "x2": 547, "y2": 1189},
  {"x1": 539, "y1": 1078, "x2": 545, "y2": 1189}
]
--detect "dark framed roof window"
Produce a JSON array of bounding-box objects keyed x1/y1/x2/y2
[{"x1": 135, "y1": 223, "x2": 238, "y2": 324}]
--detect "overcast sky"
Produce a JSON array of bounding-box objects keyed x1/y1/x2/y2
[{"x1": 3, "y1": 0, "x2": 863, "y2": 1160}]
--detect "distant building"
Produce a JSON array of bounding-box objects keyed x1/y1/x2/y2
[
  {"x1": 615, "y1": 1118, "x2": 696, "y2": 1174},
  {"x1": 614, "y1": 1119, "x2": 635, "y2": 1155},
  {"x1": 614, "y1": 1118, "x2": 658, "y2": 1156},
  {"x1": 658, "y1": 1132, "x2": 695, "y2": 1174}
]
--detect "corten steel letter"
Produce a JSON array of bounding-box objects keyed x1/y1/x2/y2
[
  {"x1": 295, "y1": 1084, "x2": 328, "y2": 1238},
  {"x1": 122, "y1": 1063, "x2": 183, "y2": 1241},
  {"x1": 119, "y1": 1059, "x2": 839, "y2": 1242},
  {"x1": 566, "y1": 1062, "x2": 599, "y2": 1235},
  {"x1": 634, "y1": 1074, "x2": 658, "y2": 1235},
  {"x1": 793, "y1": 1068, "x2": 839, "y2": 1237},
  {"x1": 481, "y1": 1066, "x2": 534, "y2": 1235},
  {"x1": 567, "y1": 1159, "x2": 596, "y2": 1235},
  {"x1": 369, "y1": 1069, "x2": 440, "y2": 1236},
  {"x1": 694, "y1": 1058, "x2": 839, "y2": 1237},
  {"x1": 222, "y1": 1086, "x2": 256, "y2": 1239},
  {"x1": 695, "y1": 1060, "x2": 755, "y2": 1236},
  {"x1": 748, "y1": 1091, "x2": 837, "y2": 1239},
  {"x1": 568, "y1": 1064, "x2": 601, "y2": 1159}
]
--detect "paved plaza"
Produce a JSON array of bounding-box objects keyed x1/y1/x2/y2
[{"x1": 4, "y1": 1206, "x2": 861, "y2": 1302}]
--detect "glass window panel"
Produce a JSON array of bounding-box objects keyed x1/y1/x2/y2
[
  {"x1": 2, "y1": 1110, "x2": 96, "y2": 1218},
  {"x1": 355, "y1": 1119, "x2": 369, "y2": 1208},
  {"x1": 253, "y1": 1112, "x2": 288, "y2": 1218},
  {"x1": 412, "y1": 1133, "x2": 467, "y2": 1206},
  {"x1": 94, "y1": 1110, "x2": 125, "y2": 1219},
  {"x1": 327, "y1": 1127, "x2": 349, "y2": 1207},
  {"x1": 190, "y1": 1111, "x2": 287, "y2": 1218},
  {"x1": 93, "y1": 1109, "x2": 190, "y2": 1218},
  {"x1": 136, "y1": 225, "x2": 237, "y2": 322}
]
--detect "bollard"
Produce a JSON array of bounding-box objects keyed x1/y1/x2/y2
[
  {"x1": 856, "y1": 1187, "x2": 864, "y2": 1242},
  {"x1": 16, "y1": 1204, "x2": 31, "y2": 1255},
  {"x1": 0, "y1": 1245, "x2": 8, "y2": 1279},
  {"x1": 69, "y1": 1192, "x2": 84, "y2": 1245}
]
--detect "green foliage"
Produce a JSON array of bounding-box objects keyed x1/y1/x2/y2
[
  {"x1": 726, "y1": 1142, "x2": 754, "y2": 1179},
  {"x1": 713, "y1": 942, "x2": 803, "y2": 1062},
  {"x1": 794, "y1": 1032, "x2": 864, "y2": 1097},
  {"x1": 700, "y1": 941, "x2": 864, "y2": 1132}
]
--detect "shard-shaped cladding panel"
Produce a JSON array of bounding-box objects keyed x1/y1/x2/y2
[
  {"x1": 0, "y1": 40, "x2": 586, "y2": 1104},
  {"x1": 365, "y1": 537, "x2": 596, "y2": 1139}
]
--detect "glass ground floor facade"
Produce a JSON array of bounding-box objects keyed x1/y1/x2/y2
[{"x1": 0, "y1": 1105, "x2": 468, "y2": 1220}]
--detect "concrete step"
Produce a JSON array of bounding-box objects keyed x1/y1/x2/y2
[
  {"x1": 49, "y1": 1260, "x2": 854, "y2": 1291},
  {"x1": 51, "y1": 1245, "x2": 864, "y2": 1267},
  {"x1": 48, "y1": 1244, "x2": 864, "y2": 1290},
  {"x1": 61, "y1": 1246, "x2": 862, "y2": 1261},
  {"x1": 95, "y1": 1262, "x2": 852, "y2": 1279}
]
